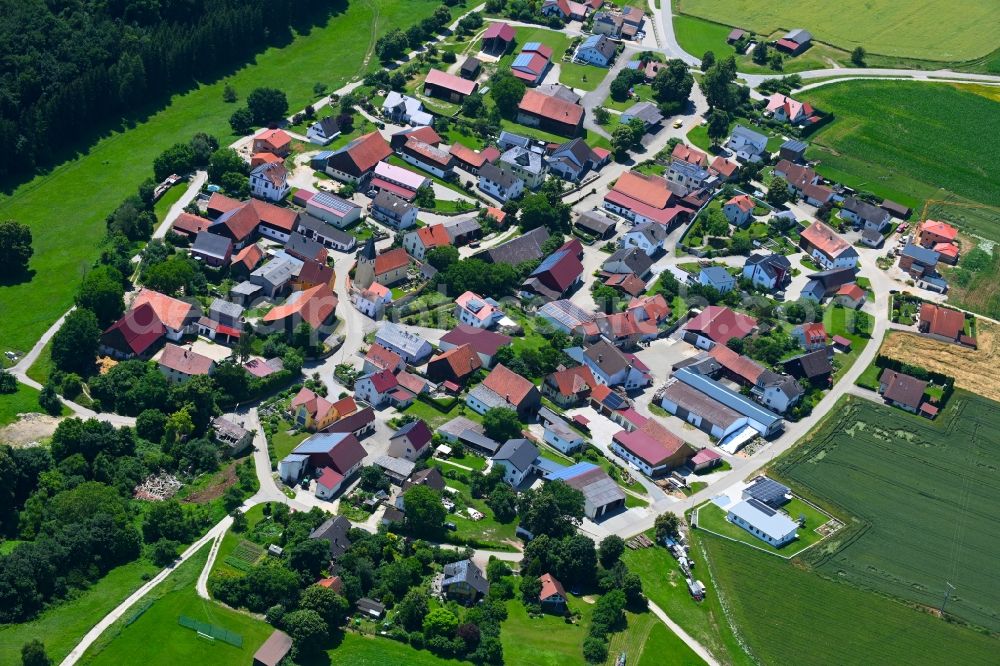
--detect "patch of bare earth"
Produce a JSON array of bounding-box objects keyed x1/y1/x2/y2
[
  {"x1": 182, "y1": 463, "x2": 237, "y2": 503},
  {"x1": 0, "y1": 413, "x2": 61, "y2": 446},
  {"x1": 879, "y1": 323, "x2": 1000, "y2": 402}
]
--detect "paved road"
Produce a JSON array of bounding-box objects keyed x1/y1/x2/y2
[
  {"x1": 153, "y1": 171, "x2": 208, "y2": 239},
  {"x1": 580, "y1": 47, "x2": 639, "y2": 140}
]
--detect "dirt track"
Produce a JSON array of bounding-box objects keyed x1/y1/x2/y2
[{"x1": 880, "y1": 321, "x2": 1000, "y2": 402}]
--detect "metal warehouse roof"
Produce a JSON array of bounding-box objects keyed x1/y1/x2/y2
[
  {"x1": 727, "y1": 499, "x2": 799, "y2": 542},
  {"x1": 674, "y1": 367, "x2": 783, "y2": 428}
]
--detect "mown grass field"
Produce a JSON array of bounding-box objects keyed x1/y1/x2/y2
[
  {"x1": 0, "y1": 383, "x2": 46, "y2": 426},
  {"x1": 0, "y1": 0, "x2": 449, "y2": 354},
  {"x1": 672, "y1": 15, "x2": 847, "y2": 74},
  {"x1": 773, "y1": 393, "x2": 1000, "y2": 633},
  {"x1": 803, "y1": 81, "x2": 1000, "y2": 241},
  {"x1": 81, "y1": 545, "x2": 273, "y2": 666},
  {"x1": 623, "y1": 543, "x2": 755, "y2": 666},
  {"x1": 0, "y1": 558, "x2": 158, "y2": 665},
  {"x1": 501, "y1": 591, "x2": 594, "y2": 665},
  {"x1": 696, "y1": 498, "x2": 829, "y2": 557},
  {"x1": 702, "y1": 532, "x2": 1000, "y2": 665},
  {"x1": 674, "y1": 0, "x2": 999, "y2": 61}
]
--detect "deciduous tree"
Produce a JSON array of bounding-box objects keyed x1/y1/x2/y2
[{"x1": 0, "y1": 220, "x2": 33, "y2": 276}]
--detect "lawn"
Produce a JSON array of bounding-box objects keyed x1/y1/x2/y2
[
  {"x1": 325, "y1": 633, "x2": 471, "y2": 665},
  {"x1": 803, "y1": 81, "x2": 1000, "y2": 241},
  {"x1": 0, "y1": 0, "x2": 449, "y2": 355},
  {"x1": 80, "y1": 544, "x2": 273, "y2": 666},
  {"x1": 269, "y1": 418, "x2": 310, "y2": 462},
  {"x1": 25, "y1": 339, "x2": 54, "y2": 384},
  {"x1": 695, "y1": 501, "x2": 827, "y2": 557},
  {"x1": 623, "y1": 543, "x2": 755, "y2": 666},
  {"x1": 631, "y1": 615, "x2": 705, "y2": 666},
  {"x1": 702, "y1": 531, "x2": 1000, "y2": 665},
  {"x1": 402, "y1": 396, "x2": 480, "y2": 430},
  {"x1": 822, "y1": 305, "x2": 872, "y2": 379},
  {"x1": 427, "y1": 464, "x2": 519, "y2": 549},
  {"x1": 208, "y1": 504, "x2": 270, "y2": 579},
  {"x1": 153, "y1": 183, "x2": 188, "y2": 223},
  {"x1": 772, "y1": 393, "x2": 1000, "y2": 633},
  {"x1": 500, "y1": 591, "x2": 593, "y2": 665},
  {"x1": 0, "y1": 383, "x2": 48, "y2": 426},
  {"x1": 674, "y1": 0, "x2": 999, "y2": 61},
  {"x1": 0, "y1": 558, "x2": 158, "y2": 665},
  {"x1": 672, "y1": 14, "x2": 847, "y2": 74}
]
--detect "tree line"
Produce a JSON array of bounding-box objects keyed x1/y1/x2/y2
[{"x1": 0, "y1": 0, "x2": 338, "y2": 182}]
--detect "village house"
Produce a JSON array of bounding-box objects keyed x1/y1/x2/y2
[
  {"x1": 449, "y1": 143, "x2": 492, "y2": 176},
  {"x1": 306, "y1": 116, "x2": 341, "y2": 145},
  {"x1": 742, "y1": 253, "x2": 791, "y2": 292},
  {"x1": 466, "y1": 364, "x2": 541, "y2": 418},
  {"x1": 783, "y1": 349, "x2": 833, "y2": 386},
  {"x1": 371, "y1": 161, "x2": 429, "y2": 203},
  {"x1": 354, "y1": 369, "x2": 402, "y2": 408},
  {"x1": 262, "y1": 283, "x2": 338, "y2": 336},
  {"x1": 352, "y1": 282, "x2": 392, "y2": 320},
  {"x1": 898, "y1": 244, "x2": 941, "y2": 280},
  {"x1": 438, "y1": 326, "x2": 512, "y2": 368},
  {"x1": 190, "y1": 231, "x2": 233, "y2": 268},
  {"x1": 620, "y1": 102, "x2": 664, "y2": 131},
  {"x1": 426, "y1": 343, "x2": 482, "y2": 385},
  {"x1": 374, "y1": 322, "x2": 433, "y2": 364},
  {"x1": 592, "y1": 11, "x2": 623, "y2": 37},
  {"x1": 511, "y1": 42, "x2": 553, "y2": 86},
  {"x1": 521, "y1": 239, "x2": 584, "y2": 301},
  {"x1": 723, "y1": 194, "x2": 755, "y2": 227},
  {"x1": 455, "y1": 290, "x2": 503, "y2": 329},
  {"x1": 499, "y1": 146, "x2": 548, "y2": 190},
  {"x1": 403, "y1": 224, "x2": 451, "y2": 261},
  {"x1": 363, "y1": 343, "x2": 404, "y2": 374},
  {"x1": 834, "y1": 283, "x2": 866, "y2": 309},
  {"x1": 611, "y1": 419, "x2": 694, "y2": 477},
  {"x1": 538, "y1": 406, "x2": 585, "y2": 452},
  {"x1": 157, "y1": 343, "x2": 215, "y2": 383},
  {"x1": 538, "y1": 573, "x2": 568, "y2": 613},
  {"x1": 249, "y1": 162, "x2": 290, "y2": 202},
  {"x1": 424, "y1": 68, "x2": 478, "y2": 103},
  {"x1": 493, "y1": 438, "x2": 541, "y2": 487},
  {"x1": 800, "y1": 267, "x2": 858, "y2": 302},
  {"x1": 878, "y1": 369, "x2": 929, "y2": 414},
  {"x1": 381, "y1": 91, "x2": 433, "y2": 127},
  {"x1": 665, "y1": 158, "x2": 711, "y2": 195},
  {"x1": 253, "y1": 129, "x2": 291, "y2": 157},
  {"x1": 575, "y1": 210, "x2": 617, "y2": 239},
  {"x1": 570, "y1": 338, "x2": 651, "y2": 389},
  {"x1": 295, "y1": 214, "x2": 356, "y2": 253},
  {"x1": 792, "y1": 322, "x2": 828, "y2": 351},
  {"x1": 842, "y1": 196, "x2": 890, "y2": 232},
  {"x1": 726, "y1": 125, "x2": 769, "y2": 163},
  {"x1": 684, "y1": 305, "x2": 757, "y2": 350},
  {"x1": 315, "y1": 131, "x2": 392, "y2": 185},
  {"x1": 604, "y1": 171, "x2": 688, "y2": 228},
  {"x1": 387, "y1": 419, "x2": 433, "y2": 462},
  {"x1": 442, "y1": 559, "x2": 490, "y2": 604},
  {"x1": 918, "y1": 303, "x2": 967, "y2": 343},
  {"x1": 765, "y1": 92, "x2": 815, "y2": 124},
  {"x1": 602, "y1": 246, "x2": 653, "y2": 279},
  {"x1": 517, "y1": 88, "x2": 584, "y2": 137},
  {"x1": 480, "y1": 226, "x2": 550, "y2": 264},
  {"x1": 773, "y1": 160, "x2": 833, "y2": 207},
  {"x1": 699, "y1": 266, "x2": 736, "y2": 294},
  {"x1": 369, "y1": 190, "x2": 416, "y2": 231},
  {"x1": 548, "y1": 138, "x2": 607, "y2": 182},
  {"x1": 478, "y1": 162, "x2": 525, "y2": 202},
  {"x1": 619, "y1": 222, "x2": 667, "y2": 257},
  {"x1": 576, "y1": 34, "x2": 617, "y2": 67},
  {"x1": 799, "y1": 220, "x2": 859, "y2": 269}
]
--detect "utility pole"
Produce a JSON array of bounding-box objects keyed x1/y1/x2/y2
[{"x1": 940, "y1": 582, "x2": 955, "y2": 615}]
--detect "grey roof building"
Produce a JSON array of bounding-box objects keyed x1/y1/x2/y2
[
  {"x1": 602, "y1": 246, "x2": 653, "y2": 277},
  {"x1": 309, "y1": 516, "x2": 352, "y2": 559},
  {"x1": 374, "y1": 322, "x2": 433, "y2": 363},
  {"x1": 209, "y1": 298, "x2": 243, "y2": 325},
  {"x1": 479, "y1": 161, "x2": 521, "y2": 189},
  {"x1": 575, "y1": 210, "x2": 617, "y2": 238},
  {"x1": 250, "y1": 256, "x2": 300, "y2": 296},
  {"x1": 481, "y1": 226, "x2": 550, "y2": 264},
  {"x1": 442, "y1": 559, "x2": 490, "y2": 598},
  {"x1": 296, "y1": 213, "x2": 356, "y2": 251},
  {"x1": 285, "y1": 232, "x2": 326, "y2": 262},
  {"x1": 742, "y1": 476, "x2": 791, "y2": 507},
  {"x1": 500, "y1": 146, "x2": 546, "y2": 178},
  {"x1": 493, "y1": 438, "x2": 540, "y2": 473},
  {"x1": 191, "y1": 231, "x2": 232, "y2": 263},
  {"x1": 498, "y1": 131, "x2": 531, "y2": 151},
  {"x1": 670, "y1": 366, "x2": 784, "y2": 436},
  {"x1": 621, "y1": 101, "x2": 664, "y2": 128}
]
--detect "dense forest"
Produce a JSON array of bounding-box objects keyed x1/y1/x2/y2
[{"x1": 0, "y1": 0, "x2": 341, "y2": 182}]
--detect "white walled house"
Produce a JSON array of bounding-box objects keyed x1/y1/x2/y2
[
  {"x1": 478, "y1": 163, "x2": 524, "y2": 202},
  {"x1": 250, "y1": 163, "x2": 291, "y2": 202},
  {"x1": 619, "y1": 223, "x2": 666, "y2": 256}
]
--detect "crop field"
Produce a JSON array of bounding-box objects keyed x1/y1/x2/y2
[
  {"x1": 803, "y1": 82, "x2": 1000, "y2": 241},
  {"x1": 702, "y1": 533, "x2": 1000, "y2": 665},
  {"x1": 879, "y1": 326, "x2": 1000, "y2": 402},
  {"x1": 0, "y1": 0, "x2": 449, "y2": 354},
  {"x1": 774, "y1": 394, "x2": 1000, "y2": 632},
  {"x1": 674, "y1": 0, "x2": 999, "y2": 61},
  {"x1": 802, "y1": 81, "x2": 1000, "y2": 238}
]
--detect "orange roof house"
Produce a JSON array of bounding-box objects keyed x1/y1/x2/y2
[
  {"x1": 251, "y1": 152, "x2": 284, "y2": 168},
  {"x1": 231, "y1": 243, "x2": 265, "y2": 274},
  {"x1": 426, "y1": 344, "x2": 483, "y2": 384},
  {"x1": 517, "y1": 89, "x2": 584, "y2": 136},
  {"x1": 374, "y1": 247, "x2": 410, "y2": 279},
  {"x1": 671, "y1": 143, "x2": 707, "y2": 167},
  {"x1": 800, "y1": 220, "x2": 857, "y2": 265},
  {"x1": 918, "y1": 220, "x2": 958, "y2": 247},
  {"x1": 131, "y1": 289, "x2": 195, "y2": 337},
  {"x1": 613, "y1": 171, "x2": 672, "y2": 208},
  {"x1": 263, "y1": 283, "x2": 338, "y2": 332},
  {"x1": 918, "y1": 303, "x2": 965, "y2": 341},
  {"x1": 253, "y1": 129, "x2": 292, "y2": 157}
]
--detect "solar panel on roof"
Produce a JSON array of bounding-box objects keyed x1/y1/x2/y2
[
  {"x1": 524, "y1": 41, "x2": 541, "y2": 50},
  {"x1": 603, "y1": 392, "x2": 626, "y2": 410},
  {"x1": 744, "y1": 477, "x2": 789, "y2": 506},
  {"x1": 512, "y1": 53, "x2": 534, "y2": 68},
  {"x1": 747, "y1": 498, "x2": 777, "y2": 516}
]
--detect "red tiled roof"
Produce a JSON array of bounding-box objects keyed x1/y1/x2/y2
[
  {"x1": 159, "y1": 343, "x2": 214, "y2": 376},
  {"x1": 684, "y1": 305, "x2": 757, "y2": 344},
  {"x1": 416, "y1": 224, "x2": 452, "y2": 249},
  {"x1": 629, "y1": 294, "x2": 670, "y2": 322},
  {"x1": 934, "y1": 242, "x2": 959, "y2": 258},
  {"x1": 483, "y1": 22, "x2": 516, "y2": 41},
  {"x1": 613, "y1": 427, "x2": 684, "y2": 467},
  {"x1": 548, "y1": 365, "x2": 596, "y2": 397},
  {"x1": 800, "y1": 221, "x2": 851, "y2": 259},
  {"x1": 402, "y1": 126, "x2": 443, "y2": 147},
  {"x1": 430, "y1": 344, "x2": 483, "y2": 379},
  {"x1": 726, "y1": 194, "x2": 754, "y2": 213},
  {"x1": 671, "y1": 143, "x2": 707, "y2": 167},
  {"x1": 799, "y1": 322, "x2": 828, "y2": 344},
  {"x1": 690, "y1": 448, "x2": 721, "y2": 465},
  {"x1": 214, "y1": 203, "x2": 259, "y2": 241},
  {"x1": 604, "y1": 273, "x2": 646, "y2": 297},
  {"x1": 365, "y1": 343, "x2": 402, "y2": 372},
  {"x1": 171, "y1": 212, "x2": 211, "y2": 237},
  {"x1": 250, "y1": 199, "x2": 298, "y2": 232},
  {"x1": 425, "y1": 68, "x2": 478, "y2": 96},
  {"x1": 297, "y1": 259, "x2": 334, "y2": 287},
  {"x1": 404, "y1": 138, "x2": 452, "y2": 168},
  {"x1": 207, "y1": 192, "x2": 243, "y2": 215},
  {"x1": 879, "y1": 369, "x2": 927, "y2": 410},
  {"x1": 836, "y1": 283, "x2": 865, "y2": 300},
  {"x1": 371, "y1": 177, "x2": 417, "y2": 201},
  {"x1": 449, "y1": 143, "x2": 487, "y2": 168},
  {"x1": 396, "y1": 371, "x2": 426, "y2": 394},
  {"x1": 367, "y1": 369, "x2": 399, "y2": 393},
  {"x1": 707, "y1": 344, "x2": 765, "y2": 384},
  {"x1": 375, "y1": 247, "x2": 410, "y2": 275},
  {"x1": 518, "y1": 89, "x2": 584, "y2": 127},
  {"x1": 102, "y1": 302, "x2": 166, "y2": 356},
  {"x1": 317, "y1": 467, "x2": 345, "y2": 490},
  {"x1": 710, "y1": 156, "x2": 738, "y2": 178},
  {"x1": 604, "y1": 189, "x2": 686, "y2": 226},
  {"x1": 440, "y1": 326, "x2": 512, "y2": 357},
  {"x1": 919, "y1": 219, "x2": 958, "y2": 242},
  {"x1": 251, "y1": 152, "x2": 283, "y2": 168},
  {"x1": 262, "y1": 283, "x2": 338, "y2": 329},
  {"x1": 331, "y1": 395, "x2": 358, "y2": 417},
  {"x1": 612, "y1": 171, "x2": 672, "y2": 208},
  {"x1": 256, "y1": 129, "x2": 291, "y2": 151},
  {"x1": 317, "y1": 576, "x2": 343, "y2": 592},
  {"x1": 345, "y1": 132, "x2": 393, "y2": 174},
  {"x1": 485, "y1": 207, "x2": 507, "y2": 225},
  {"x1": 919, "y1": 303, "x2": 965, "y2": 339},
  {"x1": 539, "y1": 573, "x2": 566, "y2": 602},
  {"x1": 231, "y1": 243, "x2": 264, "y2": 271},
  {"x1": 483, "y1": 364, "x2": 536, "y2": 406},
  {"x1": 132, "y1": 289, "x2": 194, "y2": 331},
  {"x1": 481, "y1": 146, "x2": 501, "y2": 163}
]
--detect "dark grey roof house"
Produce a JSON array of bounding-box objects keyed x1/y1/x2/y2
[
  {"x1": 309, "y1": 516, "x2": 352, "y2": 559},
  {"x1": 481, "y1": 226, "x2": 550, "y2": 264}
]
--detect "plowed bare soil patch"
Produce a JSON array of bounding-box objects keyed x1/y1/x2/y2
[{"x1": 879, "y1": 322, "x2": 1000, "y2": 401}]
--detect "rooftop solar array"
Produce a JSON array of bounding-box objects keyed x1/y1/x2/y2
[{"x1": 744, "y1": 477, "x2": 790, "y2": 506}]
